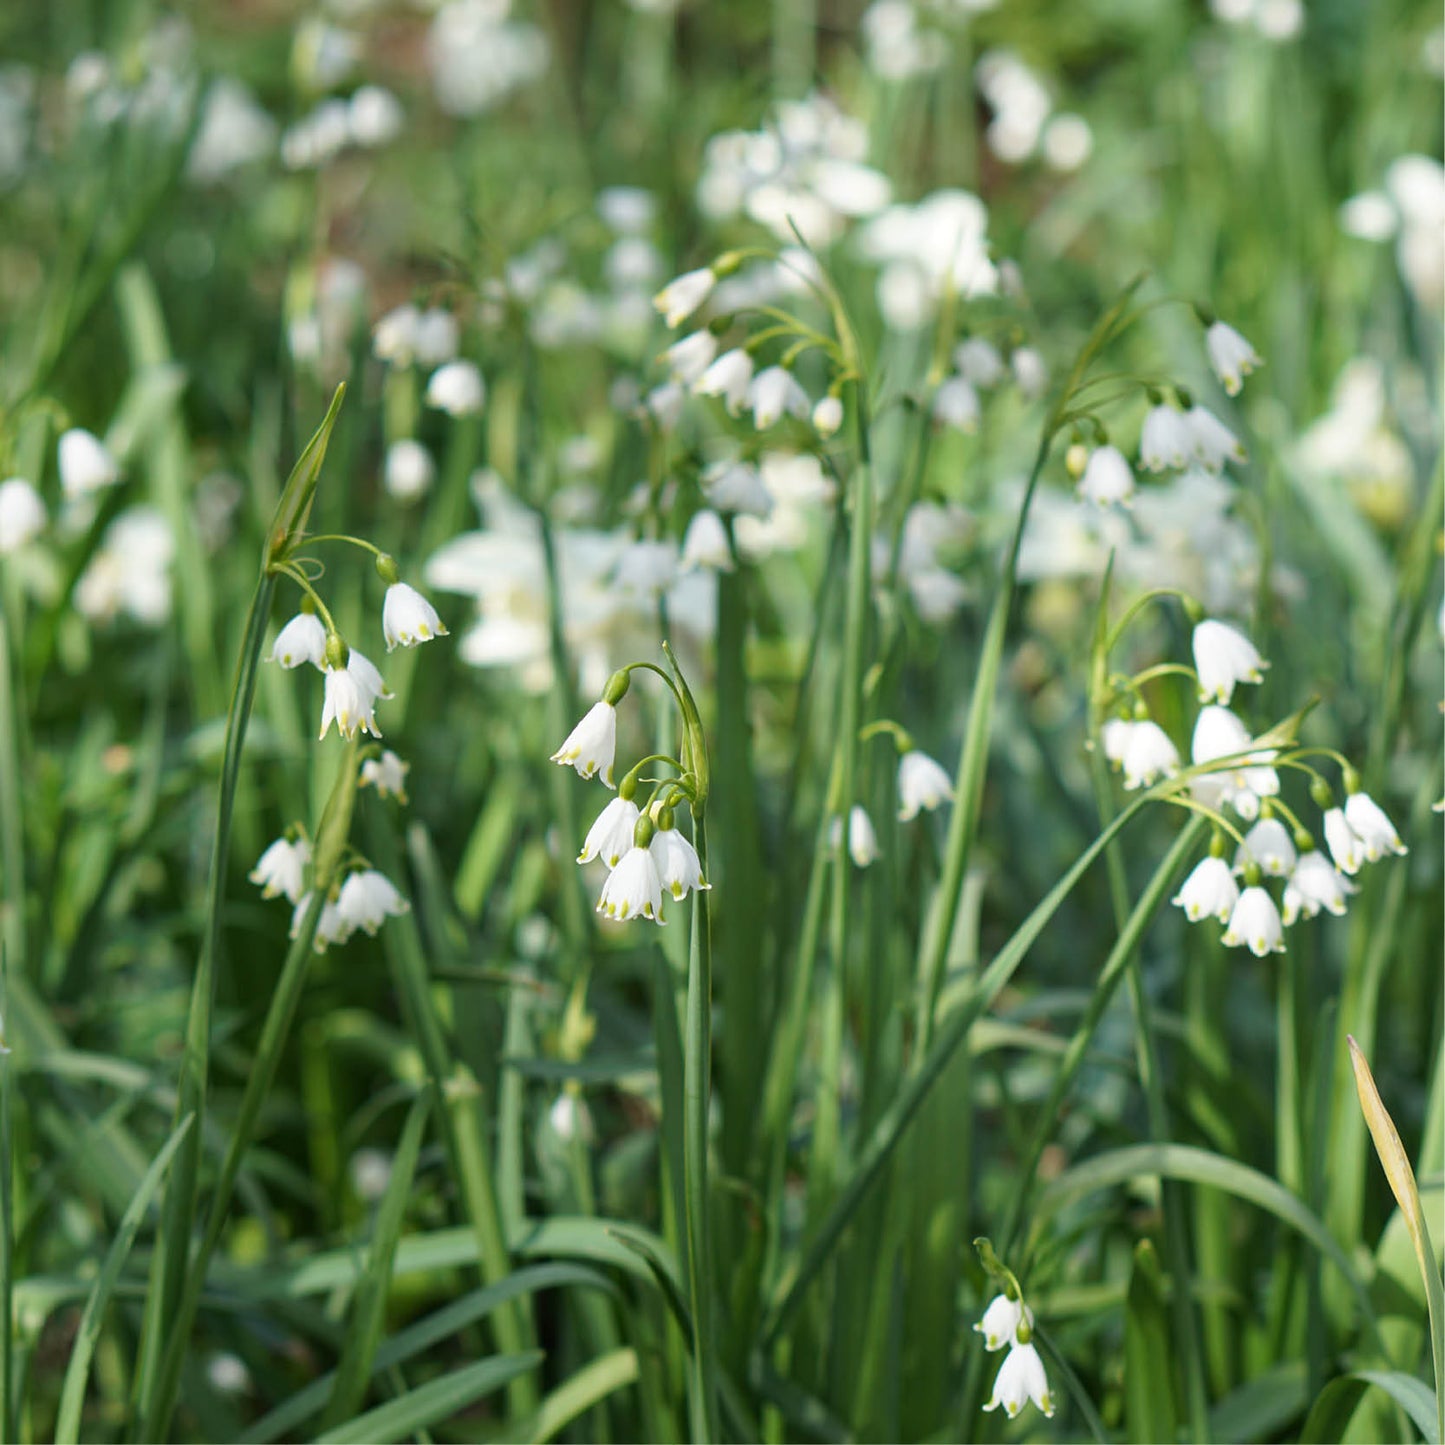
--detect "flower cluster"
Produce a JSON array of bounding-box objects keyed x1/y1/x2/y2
[{"x1": 974, "y1": 1291, "x2": 1055, "y2": 1420}]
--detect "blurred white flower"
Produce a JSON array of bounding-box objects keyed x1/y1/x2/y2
[
  {"x1": 653, "y1": 267, "x2": 716, "y2": 328},
  {"x1": 812, "y1": 395, "x2": 844, "y2": 437},
  {"x1": 955, "y1": 338, "x2": 1005, "y2": 389},
  {"x1": 681, "y1": 509, "x2": 734, "y2": 572},
  {"x1": 1323, "y1": 806, "x2": 1364, "y2": 875},
  {"x1": 384, "y1": 439, "x2": 436, "y2": 502},
  {"x1": 1076, "y1": 445, "x2": 1134, "y2": 507},
  {"x1": 748, "y1": 366, "x2": 810, "y2": 429},
  {"x1": 374, "y1": 304, "x2": 421, "y2": 364},
  {"x1": 598, "y1": 185, "x2": 655, "y2": 233},
  {"x1": 1041, "y1": 112, "x2": 1093, "y2": 171},
  {"x1": 58, "y1": 428, "x2": 119, "y2": 498},
  {"x1": 1121, "y1": 720, "x2": 1179, "y2": 790},
  {"x1": 291, "y1": 890, "x2": 352, "y2": 952},
  {"x1": 187, "y1": 77, "x2": 275, "y2": 182},
  {"x1": 348, "y1": 84, "x2": 403, "y2": 147},
  {"x1": 360, "y1": 749, "x2": 410, "y2": 803},
  {"x1": 832, "y1": 804, "x2": 880, "y2": 867},
  {"x1": 1338, "y1": 190, "x2": 1398, "y2": 242},
  {"x1": 1011, "y1": 347, "x2": 1049, "y2": 399},
  {"x1": 250, "y1": 836, "x2": 312, "y2": 904},
  {"x1": 413, "y1": 308, "x2": 460, "y2": 367},
  {"x1": 897, "y1": 750, "x2": 954, "y2": 821},
  {"x1": 1205, "y1": 321, "x2": 1261, "y2": 397},
  {"x1": 293, "y1": 17, "x2": 361, "y2": 89},
  {"x1": 702, "y1": 457, "x2": 772, "y2": 516},
  {"x1": 75, "y1": 508, "x2": 174, "y2": 625},
  {"x1": 1139, "y1": 404, "x2": 1192, "y2": 472},
  {"x1": 427, "y1": 0, "x2": 548, "y2": 117},
  {"x1": 426, "y1": 360, "x2": 486, "y2": 416},
  {"x1": 0, "y1": 478, "x2": 44, "y2": 553},
  {"x1": 336, "y1": 869, "x2": 410, "y2": 935},
  {"x1": 664, "y1": 330, "x2": 719, "y2": 385},
  {"x1": 933, "y1": 375, "x2": 981, "y2": 432},
  {"x1": 1282, "y1": 849, "x2": 1353, "y2": 924},
  {"x1": 977, "y1": 51, "x2": 1052, "y2": 164},
  {"x1": 1344, "y1": 791, "x2": 1407, "y2": 861},
  {"x1": 1187, "y1": 405, "x2": 1246, "y2": 472}
]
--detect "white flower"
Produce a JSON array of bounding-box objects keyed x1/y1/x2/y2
[
  {"x1": 664, "y1": 330, "x2": 719, "y2": 385},
  {"x1": 0, "y1": 478, "x2": 45, "y2": 552},
  {"x1": 349, "y1": 84, "x2": 405, "y2": 148},
  {"x1": 1101, "y1": 718, "x2": 1134, "y2": 768},
  {"x1": 694, "y1": 348, "x2": 754, "y2": 412},
  {"x1": 1011, "y1": 346, "x2": 1049, "y2": 399},
  {"x1": 1323, "y1": 806, "x2": 1364, "y2": 874},
  {"x1": 1343, "y1": 791, "x2": 1407, "y2": 861},
  {"x1": 1234, "y1": 817, "x2": 1297, "y2": 876},
  {"x1": 373, "y1": 304, "x2": 421, "y2": 364},
  {"x1": 812, "y1": 395, "x2": 844, "y2": 437},
  {"x1": 291, "y1": 890, "x2": 352, "y2": 953},
  {"x1": 1172, "y1": 855, "x2": 1240, "y2": 923},
  {"x1": 983, "y1": 1342, "x2": 1055, "y2": 1419},
  {"x1": 578, "y1": 795, "x2": 640, "y2": 867},
  {"x1": 551, "y1": 699, "x2": 618, "y2": 787},
  {"x1": 58, "y1": 428, "x2": 120, "y2": 498},
  {"x1": 413, "y1": 308, "x2": 460, "y2": 367},
  {"x1": 642, "y1": 381, "x2": 686, "y2": 431},
  {"x1": 832, "y1": 805, "x2": 880, "y2": 867},
  {"x1": 269, "y1": 612, "x2": 327, "y2": 669},
  {"x1": 1191, "y1": 705, "x2": 1279, "y2": 810},
  {"x1": 319, "y1": 652, "x2": 386, "y2": 740},
  {"x1": 680, "y1": 509, "x2": 734, "y2": 572},
  {"x1": 249, "y1": 836, "x2": 311, "y2": 904},
  {"x1": 382, "y1": 582, "x2": 448, "y2": 650},
  {"x1": 974, "y1": 1294, "x2": 1026, "y2": 1352},
  {"x1": 360, "y1": 749, "x2": 410, "y2": 803},
  {"x1": 1139, "y1": 403, "x2": 1192, "y2": 472},
  {"x1": 384, "y1": 439, "x2": 436, "y2": 501},
  {"x1": 702, "y1": 458, "x2": 772, "y2": 516},
  {"x1": 653, "y1": 266, "x2": 715, "y2": 327},
  {"x1": 1205, "y1": 321, "x2": 1262, "y2": 397},
  {"x1": 954, "y1": 337, "x2": 1005, "y2": 388},
  {"x1": 336, "y1": 869, "x2": 410, "y2": 935},
  {"x1": 897, "y1": 750, "x2": 954, "y2": 821},
  {"x1": 748, "y1": 366, "x2": 810, "y2": 429},
  {"x1": 1076, "y1": 445, "x2": 1135, "y2": 507},
  {"x1": 1192, "y1": 619, "x2": 1267, "y2": 704},
  {"x1": 1187, "y1": 404, "x2": 1246, "y2": 472},
  {"x1": 650, "y1": 824, "x2": 710, "y2": 900},
  {"x1": 1222, "y1": 884, "x2": 1287, "y2": 955},
  {"x1": 1121, "y1": 720, "x2": 1180, "y2": 790},
  {"x1": 932, "y1": 375, "x2": 980, "y2": 431},
  {"x1": 597, "y1": 843, "x2": 665, "y2": 922},
  {"x1": 1282, "y1": 849, "x2": 1355, "y2": 924},
  {"x1": 425, "y1": 360, "x2": 486, "y2": 416}
]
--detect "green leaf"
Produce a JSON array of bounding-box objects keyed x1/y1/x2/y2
[
  {"x1": 1208, "y1": 1362, "x2": 1309, "y2": 1443},
  {"x1": 1301, "y1": 1371, "x2": 1440, "y2": 1444},
  {"x1": 499, "y1": 1348, "x2": 641, "y2": 1445},
  {"x1": 1123, "y1": 1239, "x2": 1177, "y2": 1445}
]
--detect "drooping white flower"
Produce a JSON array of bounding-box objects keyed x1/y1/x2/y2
[
  {"x1": 1282, "y1": 848, "x2": 1355, "y2": 924},
  {"x1": 58, "y1": 428, "x2": 120, "y2": 498},
  {"x1": 983, "y1": 1342, "x2": 1055, "y2": 1420},
  {"x1": 1344, "y1": 791, "x2": 1407, "y2": 861},
  {"x1": 1190, "y1": 705, "x2": 1279, "y2": 812},
  {"x1": 650, "y1": 823, "x2": 710, "y2": 900},
  {"x1": 974, "y1": 1294, "x2": 1027, "y2": 1352},
  {"x1": 578, "y1": 795, "x2": 641, "y2": 868},
  {"x1": 1205, "y1": 321, "x2": 1262, "y2": 397},
  {"x1": 693, "y1": 348, "x2": 754, "y2": 412},
  {"x1": 1234, "y1": 817, "x2": 1297, "y2": 877},
  {"x1": 1101, "y1": 718, "x2": 1134, "y2": 768},
  {"x1": 413, "y1": 307, "x2": 460, "y2": 367},
  {"x1": 360, "y1": 749, "x2": 410, "y2": 803},
  {"x1": 348, "y1": 648, "x2": 394, "y2": 702},
  {"x1": 664, "y1": 330, "x2": 719, "y2": 386},
  {"x1": 1122, "y1": 720, "x2": 1180, "y2": 790},
  {"x1": 831, "y1": 805, "x2": 880, "y2": 867},
  {"x1": 748, "y1": 366, "x2": 810, "y2": 429},
  {"x1": 551, "y1": 699, "x2": 618, "y2": 787},
  {"x1": 269, "y1": 612, "x2": 328, "y2": 669},
  {"x1": 897, "y1": 750, "x2": 954, "y2": 821},
  {"x1": 425, "y1": 360, "x2": 486, "y2": 416},
  {"x1": 319, "y1": 652, "x2": 386, "y2": 740},
  {"x1": 384, "y1": 439, "x2": 436, "y2": 501},
  {"x1": 812, "y1": 395, "x2": 844, "y2": 437},
  {"x1": 701, "y1": 458, "x2": 773, "y2": 516},
  {"x1": 1187, "y1": 405, "x2": 1246, "y2": 472},
  {"x1": 1011, "y1": 346, "x2": 1049, "y2": 399},
  {"x1": 954, "y1": 337, "x2": 1005, "y2": 388},
  {"x1": 249, "y1": 836, "x2": 312, "y2": 904},
  {"x1": 680, "y1": 509, "x2": 734, "y2": 572},
  {"x1": 1139, "y1": 403, "x2": 1192, "y2": 472},
  {"x1": 373, "y1": 304, "x2": 422, "y2": 364},
  {"x1": 932, "y1": 375, "x2": 980, "y2": 431},
  {"x1": 290, "y1": 890, "x2": 352, "y2": 953},
  {"x1": 348, "y1": 84, "x2": 405, "y2": 147},
  {"x1": 1322, "y1": 806, "x2": 1364, "y2": 874},
  {"x1": 0, "y1": 478, "x2": 45, "y2": 552},
  {"x1": 597, "y1": 843, "x2": 665, "y2": 923},
  {"x1": 1076, "y1": 445, "x2": 1135, "y2": 507},
  {"x1": 1222, "y1": 884, "x2": 1286, "y2": 955},
  {"x1": 382, "y1": 582, "x2": 448, "y2": 650},
  {"x1": 653, "y1": 266, "x2": 716, "y2": 328},
  {"x1": 642, "y1": 381, "x2": 686, "y2": 431},
  {"x1": 336, "y1": 869, "x2": 411, "y2": 935},
  {"x1": 1172, "y1": 854, "x2": 1240, "y2": 923},
  {"x1": 1192, "y1": 619, "x2": 1267, "y2": 704}
]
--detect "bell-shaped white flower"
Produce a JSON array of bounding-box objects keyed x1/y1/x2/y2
[
  {"x1": 382, "y1": 581, "x2": 448, "y2": 650},
  {"x1": 1282, "y1": 848, "x2": 1355, "y2": 924},
  {"x1": 1191, "y1": 705, "x2": 1278, "y2": 811},
  {"x1": 1222, "y1": 884, "x2": 1287, "y2": 956},
  {"x1": 1101, "y1": 718, "x2": 1134, "y2": 768},
  {"x1": 748, "y1": 366, "x2": 810, "y2": 429},
  {"x1": 384, "y1": 439, "x2": 435, "y2": 501},
  {"x1": 0, "y1": 478, "x2": 45, "y2": 553},
  {"x1": 373, "y1": 303, "x2": 421, "y2": 363},
  {"x1": 58, "y1": 428, "x2": 120, "y2": 498},
  {"x1": 597, "y1": 843, "x2": 665, "y2": 923},
  {"x1": 551, "y1": 699, "x2": 618, "y2": 787},
  {"x1": 1205, "y1": 321, "x2": 1261, "y2": 397},
  {"x1": 955, "y1": 337, "x2": 1005, "y2": 388},
  {"x1": 897, "y1": 750, "x2": 954, "y2": 821},
  {"x1": 1192, "y1": 619, "x2": 1267, "y2": 704},
  {"x1": 269, "y1": 611, "x2": 328, "y2": 669},
  {"x1": 336, "y1": 869, "x2": 410, "y2": 936},
  {"x1": 1234, "y1": 817, "x2": 1297, "y2": 876},
  {"x1": 983, "y1": 1342, "x2": 1055, "y2": 1420},
  {"x1": 291, "y1": 890, "x2": 352, "y2": 953},
  {"x1": 320, "y1": 651, "x2": 385, "y2": 740},
  {"x1": 578, "y1": 795, "x2": 640, "y2": 868},
  {"x1": 348, "y1": 647, "x2": 394, "y2": 702},
  {"x1": 1344, "y1": 791, "x2": 1407, "y2": 861},
  {"x1": 812, "y1": 395, "x2": 844, "y2": 437},
  {"x1": 1140, "y1": 403, "x2": 1192, "y2": 471},
  {"x1": 693, "y1": 348, "x2": 754, "y2": 413},
  {"x1": 1187, "y1": 405, "x2": 1246, "y2": 472},
  {"x1": 642, "y1": 381, "x2": 686, "y2": 432},
  {"x1": 360, "y1": 749, "x2": 409, "y2": 803},
  {"x1": 412, "y1": 307, "x2": 458, "y2": 366},
  {"x1": 1121, "y1": 720, "x2": 1180, "y2": 790},
  {"x1": 424, "y1": 360, "x2": 486, "y2": 416},
  {"x1": 653, "y1": 266, "x2": 716, "y2": 328},
  {"x1": 664, "y1": 330, "x2": 719, "y2": 385},
  {"x1": 1011, "y1": 346, "x2": 1048, "y2": 398},
  {"x1": 1172, "y1": 854, "x2": 1240, "y2": 923},
  {"x1": 702, "y1": 458, "x2": 772, "y2": 516},
  {"x1": 650, "y1": 822, "x2": 710, "y2": 900},
  {"x1": 1077, "y1": 445, "x2": 1135, "y2": 507},
  {"x1": 250, "y1": 836, "x2": 312, "y2": 904},
  {"x1": 974, "y1": 1294, "x2": 1026, "y2": 1352},
  {"x1": 680, "y1": 509, "x2": 735, "y2": 572},
  {"x1": 831, "y1": 805, "x2": 880, "y2": 867},
  {"x1": 932, "y1": 375, "x2": 980, "y2": 432},
  {"x1": 1323, "y1": 805, "x2": 1364, "y2": 875}
]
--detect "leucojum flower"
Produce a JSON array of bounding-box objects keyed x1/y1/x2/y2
[
  {"x1": 551, "y1": 655, "x2": 713, "y2": 926},
  {"x1": 973, "y1": 1241, "x2": 1056, "y2": 1421}
]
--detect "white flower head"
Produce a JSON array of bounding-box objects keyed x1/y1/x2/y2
[
  {"x1": 551, "y1": 699, "x2": 619, "y2": 787},
  {"x1": 831, "y1": 804, "x2": 880, "y2": 867},
  {"x1": 269, "y1": 611, "x2": 328, "y2": 669},
  {"x1": 650, "y1": 821, "x2": 710, "y2": 900},
  {"x1": 932, "y1": 375, "x2": 980, "y2": 432},
  {"x1": 1234, "y1": 817, "x2": 1297, "y2": 877},
  {"x1": 336, "y1": 869, "x2": 410, "y2": 936},
  {"x1": 653, "y1": 266, "x2": 716, "y2": 328},
  {"x1": 897, "y1": 749, "x2": 954, "y2": 821},
  {"x1": 812, "y1": 395, "x2": 844, "y2": 437},
  {"x1": 954, "y1": 337, "x2": 1006, "y2": 388},
  {"x1": 974, "y1": 1294, "x2": 1027, "y2": 1352},
  {"x1": 0, "y1": 479, "x2": 45, "y2": 553},
  {"x1": 1344, "y1": 791, "x2": 1407, "y2": 861},
  {"x1": 693, "y1": 348, "x2": 754, "y2": 413},
  {"x1": 597, "y1": 842, "x2": 665, "y2": 923},
  {"x1": 1192, "y1": 619, "x2": 1267, "y2": 704},
  {"x1": 319, "y1": 648, "x2": 386, "y2": 741},
  {"x1": 1172, "y1": 854, "x2": 1240, "y2": 923},
  {"x1": 1323, "y1": 806, "x2": 1364, "y2": 875},
  {"x1": 383, "y1": 581, "x2": 448, "y2": 650},
  {"x1": 1121, "y1": 720, "x2": 1180, "y2": 790},
  {"x1": 748, "y1": 366, "x2": 810, "y2": 429},
  {"x1": 983, "y1": 1342, "x2": 1055, "y2": 1420},
  {"x1": 664, "y1": 330, "x2": 719, "y2": 385},
  {"x1": 425, "y1": 360, "x2": 486, "y2": 416},
  {"x1": 373, "y1": 304, "x2": 421, "y2": 364},
  {"x1": 1282, "y1": 848, "x2": 1355, "y2": 924},
  {"x1": 1191, "y1": 704, "x2": 1279, "y2": 809},
  {"x1": 291, "y1": 890, "x2": 352, "y2": 953},
  {"x1": 1077, "y1": 445, "x2": 1135, "y2": 508},
  {"x1": 680, "y1": 509, "x2": 735, "y2": 572},
  {"x1": 58, "y1": 428, "x2": 121, "y2": 498},
  {"x1": 1205, "y1": 320, "x2": 1262, "y2": 396},
  {"x1": 1101, "y1": 718, "x2": 1134, "y2": 768},
  {"x1": 384, "y1": 439, "x2": 436, "y2": 501},
  {"x1": 702, "y1": 458, "x2": 773, "y2": 516},
  {"x1": 1139, "y1": 403, "x2": 1192, "y2": 472},
  {"x1": 1187, "y1": 404, "x2": 1246, "y2": 472},
  {"x1": 360, "y1": 749, "x2": 410, "y2": 803},
  {"x1": 1011, "y1": 346, "x2": 1049, "y2": 399},
  {"x1": 249, "y1": 836, "x2": 312, "y2": 904},
  {"x1": 1222, "y1": 884, "x2": 1287, "y2": 956},
  {"x1": 578, "y1": 794, "x2": 641, "y2": 868}
]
